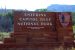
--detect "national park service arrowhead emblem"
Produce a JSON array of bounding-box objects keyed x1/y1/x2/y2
[{"x1": 59, "y1": 12, "x2": 70, "y2": 27}]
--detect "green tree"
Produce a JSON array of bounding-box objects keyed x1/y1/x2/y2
[
  {"x1": 35, "y1": 9, "x2": 47, "y2": 12},
  {"x1": 72, "y1": 12, "x2": 75, "y2": 25},
  {"x1": 6, "y1": 12, "x2": 13, "y2": 24},
  {"x1": 3, "y1": 12, "x2": 14, "y2": 32}
]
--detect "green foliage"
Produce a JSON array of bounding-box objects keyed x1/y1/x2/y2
[
  {"x1": 0, "y1": 32, "x2": 10, "y2": 41},
  {"x1": 0, "y1": 12, "x2": 13, "y2": 32},
  {"x1": 35, "y1": 9, "x2": 47, "y2": 12},
  {"x1": 72, "y1": 12, "x2": 75, "y2": 25},
  {"x1": 73, "y1": 25, "x2": 75, "y2": 39},
  {"x1": 0, "y1": 13, "x2": 4, "y2": 16},
  {"x1": 0, "y1": 14, "x2": 2, "y2": 16},
  {"x1": 6, "y1": 12, "x2": 13, "y2": 24},
  {"x1": 73, "y1": 25, "x2": 75, "y2": 33}
]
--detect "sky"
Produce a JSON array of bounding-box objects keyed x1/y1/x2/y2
[{"x1": 0, "y1": 0, "x2": 75, "y2": 11}]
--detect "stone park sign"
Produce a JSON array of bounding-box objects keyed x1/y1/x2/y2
[
  {"x1": 14, "y1": 12, "x2": 58, "y2": 45},
  {"x1": 14, "y1": 12, "x2": 56, "y2": 32},
  {"x1": 0, "y1": 11, "x2": 74, "y2": 50}
]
